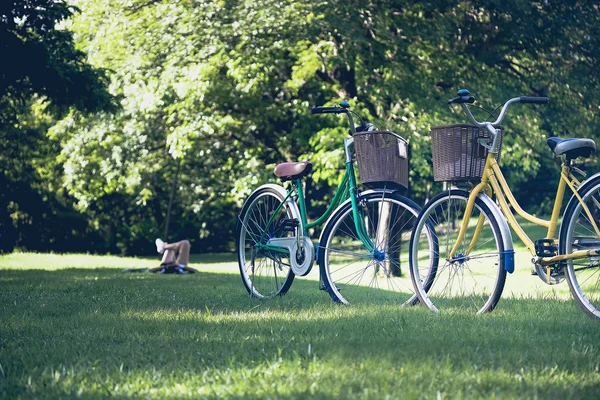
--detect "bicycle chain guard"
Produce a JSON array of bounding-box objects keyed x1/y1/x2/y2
[{"x1": 266, "y1": 236, "x2": 315, "y2": 276}]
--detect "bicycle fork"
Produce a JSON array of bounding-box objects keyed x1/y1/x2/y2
[{"x1": 446, "y1": 158, "x2": 516, "y2": 273}]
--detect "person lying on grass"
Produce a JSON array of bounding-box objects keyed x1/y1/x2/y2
[{"x1": 150, "y1": 238, "x2": 198, "y2": 274}]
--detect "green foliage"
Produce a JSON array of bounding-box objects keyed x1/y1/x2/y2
[
  {"x1": 4, "y1": 0, "x2": 600, "y2": 252},
  {"x1": 0, "y1": 0, "x2": 113, "y2": 113},
  {"x1": 0, "y1": 0, "x2": 113, "y2": 252}
]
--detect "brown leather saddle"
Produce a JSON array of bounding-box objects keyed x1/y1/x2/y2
[{"x1": 273, "y1": 160, "x2": 313, "y2": 181}]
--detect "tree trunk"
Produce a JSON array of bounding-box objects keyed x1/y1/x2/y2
[{"x1": 163, "y1": 159, "x2": 182, "y2": 241}]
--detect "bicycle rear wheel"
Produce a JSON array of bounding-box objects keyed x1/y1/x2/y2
[
  {"x1": 409, "y1": 190, "x2": 506, "y2": 314},
  {"x1": 236, "y1": 185, "x2": 297, "y2": 298},
  {"x1": 319, "y1": 191, "x2": 430, "y2": 305},
  {"x1": 560, "y1": 175, "x2": 600, "y2": 319}
]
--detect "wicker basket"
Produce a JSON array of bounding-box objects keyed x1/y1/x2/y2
[
  {"x1": 430, "y1": 124, "x2": 504, "y2": 182},
  {"x1": 354, "y1": 130, "x2": 409, "y2": 190}
]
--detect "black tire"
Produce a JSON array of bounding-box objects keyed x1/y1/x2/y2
[
  {"x1": 559, "y1": 174, "x2": 600, "y2": 320},
  {"x1": 318, "y1": 191, "x2": 426, "y2": 305},
  {"x1": 409, "y1": 190, "x2": 507, "y2": 314},
  {"x1": 236, "y1": 185, "x2": 296, "y2": 298}
]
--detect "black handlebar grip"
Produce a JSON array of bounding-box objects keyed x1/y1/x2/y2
[
  {"x1": 519, "y1": 96, "x2": 549, "y2": 104},
  {"x1": 311, "y1": 107, "x2": 345, "y2": 114},
  {"x1": 448, "y1": 96, "x2": 475, "y2": 105}
]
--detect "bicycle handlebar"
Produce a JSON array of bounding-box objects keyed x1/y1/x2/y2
[
  {"x1": 311, "y1": 106, "x2": 347, "y2": 115},
  {"x1": 447, "y1": 95, "x2": 475, "y2": 105},
  {"x1": 450, "y1": 89, "x2": 549, "y2": 129},
  {"x1": 519, "y1": 96, "x2": 549, "y2": 104},
  {"x1": 311, "y1": 103, "x2": 357, "y2": 134}
]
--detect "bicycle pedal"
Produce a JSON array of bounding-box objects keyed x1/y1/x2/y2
[
  {"x1": 276, "y1": 218, "x2": 300, "y2": 232},
  {"x1": 534, "y1": 238, "x2": 557, "y2": 257}
]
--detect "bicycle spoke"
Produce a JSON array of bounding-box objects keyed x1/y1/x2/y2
[{"x1": 238, "y1": 189, "x2": 295, "y2": 299}]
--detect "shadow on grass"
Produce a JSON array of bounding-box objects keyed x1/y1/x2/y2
[{"x1": 1, "y1": 268, "x2": 599, "y2": 398}]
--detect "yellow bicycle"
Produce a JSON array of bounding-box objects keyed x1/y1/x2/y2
[{"x1": 409, "y1": 89, "x2": 600, "y2": 319}]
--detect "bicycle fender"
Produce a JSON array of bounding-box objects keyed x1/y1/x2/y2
[
  {"x1": 558, "y1": 171, "x2": 600, "y2": 250},
  {"x1": 236, "y1": 183, "x2": 302, "y2": 234},
  {"x1": 476, "y1": 193, "x2": 515, "y2": 273}
]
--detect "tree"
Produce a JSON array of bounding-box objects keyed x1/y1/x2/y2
[
  {"x1": 0, "y1": 0, "x2": 112, "y2": 252},
  {"x1": 7, "y1": 0, "x2": 600, "y2": 253},
  {"x1": 0, "y1": 0, "x2": 112, "y2": 113}
]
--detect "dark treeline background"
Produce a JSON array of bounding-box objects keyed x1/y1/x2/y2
[{"x1": 1, "y1": 0, "x2": 599, "y2": 255}]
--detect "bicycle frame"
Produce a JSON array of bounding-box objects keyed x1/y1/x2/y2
[
  {"x1": 449, "y1": 150, "x2": 600, "y2": 267},
  {"x1": 257, "y1": 137, "x2": 375, "y2": 255}
]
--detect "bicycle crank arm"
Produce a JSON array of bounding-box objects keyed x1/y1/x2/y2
[{"x1": 266, "y1": 236, "x2": 315, "y2": 276}]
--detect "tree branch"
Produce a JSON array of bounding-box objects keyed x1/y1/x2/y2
[{"x1": 127, "y1": 0, "x2": 164, "y2": 15}]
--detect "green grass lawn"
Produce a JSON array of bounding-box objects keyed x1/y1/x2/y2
[{"x1": 1, "y1": 249, "x2": 599, "y2": 399}]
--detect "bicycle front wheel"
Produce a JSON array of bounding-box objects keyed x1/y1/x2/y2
[
  {"x1": 409, "y1": 190, "x2": 506, "y2": 314},
  {"x1": 319, "y1": 191, "x2": 428, "y2": 305},
  {"x1": 236, "y1": 185, "x2": 297, "y2": 298},
  {"x1": 560, "y1": 175, "x2": 600, "y2": 320}
]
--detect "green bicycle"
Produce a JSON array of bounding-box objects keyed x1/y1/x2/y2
[{"x1": 236, "y1": 102, "x2": 436, "y2": 305}]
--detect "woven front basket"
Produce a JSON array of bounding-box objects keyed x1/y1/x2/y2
[
  {"x1": 354, "y1": 130, "x2": 409, "y2": 190},
  {"x1": 430, "y1": 124, "x2": 504, "y2": 182}
]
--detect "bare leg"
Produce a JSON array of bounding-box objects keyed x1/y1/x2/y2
[
  {"x1": 162, "y1": 240, "x2": 191, "y2": 266},
  {"x1": 160, "y1": 249, "x2": 176, "y2": 265}
]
